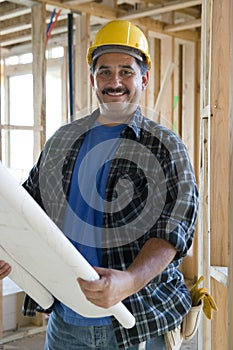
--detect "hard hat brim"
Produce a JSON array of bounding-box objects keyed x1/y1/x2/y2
[{"x1": 92, "y1": 45, "x2": 144, "y2": 63}]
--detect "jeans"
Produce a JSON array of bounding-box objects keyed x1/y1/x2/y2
[{"x1": 44, "y1": 311, "x2": 166, "y2": 350}]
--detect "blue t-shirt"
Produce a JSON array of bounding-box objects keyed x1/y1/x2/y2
[{"x1": 54, "y1": 122, "x2": 125, "y2": 326}]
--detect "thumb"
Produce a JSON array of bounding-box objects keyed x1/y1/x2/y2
[{"x1": 93, "y1": 266, "x2": 109, "y2": 277}]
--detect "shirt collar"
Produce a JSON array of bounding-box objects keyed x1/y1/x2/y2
[
  {"x1": 87, "y1": 106, "x2": 143, "y2": 140},
  {"x1": 126, "y1": 106, "x2": 143, "y2": 140}
]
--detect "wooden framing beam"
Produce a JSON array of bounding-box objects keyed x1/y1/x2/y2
[
  {"x1": 35, "y1": 0, "x2": 120, "y2": 19},
  {"x1": 0, "y1": 33, "x2": 67, "y2": 56},
  {"x1": 146, "y1": 37, "x2": 160, "y2": 114},
  {"x1": 33, "y1": 0, "x2": 201, "y2": 30},
  {"x1": 0, "y1": 3, "x2": 31, "y2": 21},
  {"x1": 164, "y1": 18, "x2": 201, "y2": 32},
  {"x1": 0, "y1": 17, "x2": 67, "y2": 47},
  {"x1": 118, "y1": 0, "x2": 202, "y2": 20},
  {"x1": 0, "y1": 0, "x2": 201, "y2": 52},
  {"x1": 198, "y1": 0, "x2": 212, "y2": 348},
  {"x1": 133, "y1": 17, "x2": 199, "y2": 41},
  {"x1": 0, "y1": 14, "x2": 32, "y2": 35},
  {"x1": 0, "y1": 11, "x2": 67, "y2": 36},
  {"x1": 61, "y1": 0, "x2": 92, "y2": 3},
  {"x1": 32, "y1": 3, "x2": 46, "y2": 160},
  {"x1": 5, "y1": 0, "x2": 38, "y2": 6},
  {"x1": 228, "y1": 0, "x2": 233, "y2": 348},
  {"x1": 0, "y1": 281, "x2": 2, "y2": 338},
  {"x1": 0, "y1": 29, "x2": 32, "y2": 47},
  {"x1": 74, "y1": 14, "x2": 90, "y2": 114},
  {"x1": 0, "y1": 125, "x2": 43, "y2": 131},
  {"x1": 210, "y1": 0, "x2": 230, "y2": 266},
  {"x1": 144, "y1": 0, "x2": 201, "y2": 17},
  {"x1": 198, "y1": 0, "x2": 231, "y2": 349}
]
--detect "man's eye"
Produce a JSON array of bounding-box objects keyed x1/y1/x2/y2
[
  {"x1": 120, "y1": 70, "x2": 134, "y2": 77},
  {"x1": 99, "y1": 70, "x2": 111, "y2": 77}
]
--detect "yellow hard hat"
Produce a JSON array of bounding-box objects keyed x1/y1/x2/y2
[{"x1": 87, "y1": 20, "x2": 151, "y2": 69}]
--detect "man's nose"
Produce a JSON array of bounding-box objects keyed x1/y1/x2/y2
[{"x1": 110, "y1": 73, "x2": 122, "y2": 87}]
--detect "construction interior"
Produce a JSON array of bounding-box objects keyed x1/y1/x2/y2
[{"x1": 0, "y1": 0, "x2": 232, "y2": 349}]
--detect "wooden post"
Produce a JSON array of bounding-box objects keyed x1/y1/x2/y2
[
  {"x1": 210, "y1": 0, "x2": 229, "y2": 268},
  {"x1": 199, "y1": 0, "x2": 231, "y2": 349},
  {"x1": 210, "y1": 1, "x2": 230, "y2": 348},
  {"x1": 179, "y1": 40, "x2": 198, "y2": 280},
  {"x1": 62, "y1": 47, "x2": 68, "y2": 124},
  {"x1": 228, "y1": 0, "x2": 233, "y2": 348},
  {"x1": 0, "y1": 281, "x2": 2, "y2": 338},
  {"x1": 0, "y1": 69, "x2": 7, "y2": 340},
  {"x1": 31, "y1": 3, "x2": 46, "y2": 161},
  {"x1": 74, "y1": 14, "x2": 90, "y2": 117},
  {"x1": 0, "y1": 60, "x2": 3, "y2": 162},
  {"x1": 145, "y1": 36, "x2": 156, "y2": 114},
  {"x1": 159, "y1": 36, "x2": 174, "y2": 128},
  {"x1": 198, "y1": 0, "x2": 212, "y2": 348},
  {"x1": 153, "y1": 62, "x2": 174, "y2": 124}
]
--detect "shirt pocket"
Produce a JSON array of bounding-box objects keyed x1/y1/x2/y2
[{"x1": 105, "y1": 165, "x2": 148, "y2": 225}]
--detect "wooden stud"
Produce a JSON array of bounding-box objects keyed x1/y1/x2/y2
[
  {"x1": 198, "y1": 0, "x2": 213, "y2": 348},
  {"x1": 146, "y1": 37, "x2": 161, "y2": 118},
  {"x1": 0, "y1": 60, "x2": 3, "y2": 162},
  {"x1": 210, "y1": 0, "x2": 230, "y2": 268},
  {"x1": 228, "y1": 0, "x2": 233, "y2": 348},
  {"x1": 119, "y1": 0, "x2": 202, "y2": 20},
  {"x1": 31, "y1": 3, "x2": 46, "y2": 161},
  {"x1": 212, "y1": 279, "x2": 227, "y2": 350},
  {"x1": 62, "y1": 47, "x2": 68, "y2": 124},
  {"x1": 0, "y1": 281, "x2": 2, "y2": 338},
  {"x1": 179, "y1": 41, "x2": 197, "y2": 279},
  {"x1": 74, "y1": 14, "x2": 90, "y2": 117},
  {"x1": 199, "y1": 0, "x2": 232, "y2": 349},
  {"x1": 153, "y1": 62, "x2": 174, "y2": 125},
  {"x1": 145, "y1": 36, "x2": 155, "y2": 114},
  {"x1": 159, "y1": 36, "x2": 174, "y2": 129}
]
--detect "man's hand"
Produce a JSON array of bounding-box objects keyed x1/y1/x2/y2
[
  {"x1": 0, "y1": 260, "x2": 11, "y2": 280},
  {"x1": 78, "y1": 267, "x2": 135, "y2": 308},
  {"x1": 78, "y1": 238, "x2": 176, "y2": 309}
]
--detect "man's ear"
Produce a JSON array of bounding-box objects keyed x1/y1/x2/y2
[
  {"x1": 142, "y1": 71, "x2": 149, "y2": 91},
  {"x1": 90, "y1": 73, "x2": 94, "y2": 87}
]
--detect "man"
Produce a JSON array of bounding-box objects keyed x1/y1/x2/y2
[{"x1": 0, "y1": 20, "x2": 198, "y2": 349}]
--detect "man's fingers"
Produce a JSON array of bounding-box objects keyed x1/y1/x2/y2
[
  {"x1": 0, "y1": 261, "x2": 11, "y2": 279},
  {"x1": 77, "y1": 277, "x2": 106, "y2": 292}
]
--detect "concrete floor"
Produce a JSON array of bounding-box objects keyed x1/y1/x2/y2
[
  {"x1": 0, "y1": 331, "x2": 197, "y2": 349},
  {"x1": 0, "y1": 332, "x2": 45, "y2": 350}
]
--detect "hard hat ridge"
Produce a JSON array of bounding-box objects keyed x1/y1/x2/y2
[{"x1": 92, "y1": 45, "x2": 144, "y2": 63}]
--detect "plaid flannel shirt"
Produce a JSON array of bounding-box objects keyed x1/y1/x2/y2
[{"x1": 22, "y1": 107, "x2": 198, "y2": 348}]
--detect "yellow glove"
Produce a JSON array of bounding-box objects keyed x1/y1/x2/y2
[{"x1": 189, "y1": 276, "x2": 218, "y2": 320}]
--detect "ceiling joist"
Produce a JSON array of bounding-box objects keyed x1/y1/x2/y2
[
  {"x1": 0, "y1": 0, "x2": 202, "y2": 53},
  {"x1": 118, "y1": 0, "x2": 202, "y2": 20}
]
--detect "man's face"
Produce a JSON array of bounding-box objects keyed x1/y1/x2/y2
[{"x1": 90, "y1": 52, "x2": 149, "y2": 121}]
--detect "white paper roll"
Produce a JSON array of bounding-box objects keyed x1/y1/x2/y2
[{"x1": 0, "y1": 162, "x2": 135, "y2": 328}]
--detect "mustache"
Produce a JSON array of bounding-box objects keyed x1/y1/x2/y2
[{"x1": 102, "y1": 87, "x2": 130, "y2": 95}]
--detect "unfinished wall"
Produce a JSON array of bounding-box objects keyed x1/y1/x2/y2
[{"x1": 198, "y1": 0, "x2": 232, "y2": 349}]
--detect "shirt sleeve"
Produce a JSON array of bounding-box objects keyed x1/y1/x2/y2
[
  {"x1": 22, "y1": 151, "x2": 45, "y2": 210},
  {"x1": 150, "y1": 144, "x2": 199, "y2": 259}
]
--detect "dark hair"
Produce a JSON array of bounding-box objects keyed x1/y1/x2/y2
[{"x1": 90, "y1": 55, "x2": 149, "y2": 75}]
